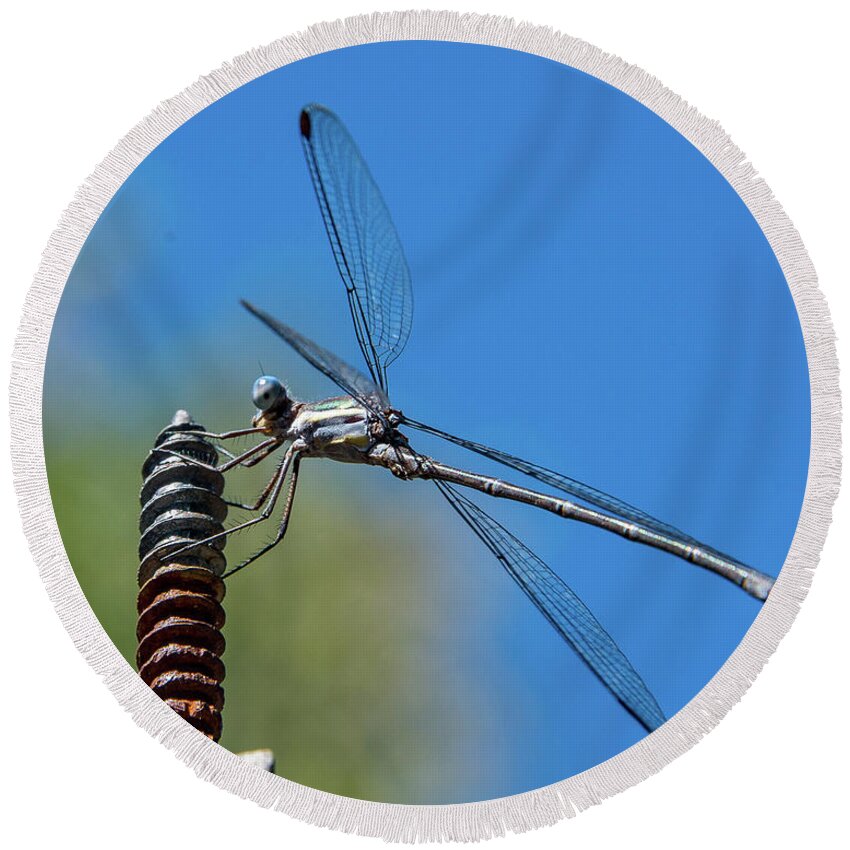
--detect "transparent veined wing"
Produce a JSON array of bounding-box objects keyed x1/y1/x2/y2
[
  {"x1": 242, "y1": 300, "x2": 389, "y2": 412},
  {"x1": 435, "y1": 479, "x2": 666, "y2": 733},
  {"x1": 404, "y1": 416, "x2": 749, "y2": 571},
  {"x1": 300, "y1": 104, "x2": 413, "y2": 394}
]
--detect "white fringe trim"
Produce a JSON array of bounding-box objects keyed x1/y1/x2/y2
[{"x1": 8, "y1": 9, "x2": 840, "y2": 843}]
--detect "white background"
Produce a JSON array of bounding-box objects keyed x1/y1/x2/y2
[{"x1": 2, "y1": 1, "x2": 847, "y2": 847}]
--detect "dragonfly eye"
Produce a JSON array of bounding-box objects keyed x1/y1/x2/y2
[{"x1": 252, "y1": 376, "x2": 286, "y2": 412}]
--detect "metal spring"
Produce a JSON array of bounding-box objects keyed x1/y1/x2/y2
[{"x1": 137, "y1": 410, "x2": 228, "y2": 741}]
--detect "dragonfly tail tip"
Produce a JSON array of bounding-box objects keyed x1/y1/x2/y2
[{"x1": 299, "y1": 109, "x2": 312, "y2": 139}]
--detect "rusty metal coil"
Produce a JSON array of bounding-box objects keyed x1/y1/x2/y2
[{"x1": 137, "y1": 410, "x2": 228, "y2": 741}]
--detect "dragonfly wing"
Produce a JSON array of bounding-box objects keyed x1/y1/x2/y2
[
  {"x1": 300, "y1": 104, "x2": 413, "y2": 392},
  {"x1": 435, "y1": 480, "x2": 666, "y2": 733},
  {"x1": 405, "y1": 417, "x2": 747, "y2": 569},
  {"x1": 242, "y1": 300, "x2": 389, "y2": 412}
]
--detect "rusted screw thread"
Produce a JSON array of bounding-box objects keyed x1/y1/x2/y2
[{"x1": 137, "y1": 410, "x2": 228, "y2": 741}]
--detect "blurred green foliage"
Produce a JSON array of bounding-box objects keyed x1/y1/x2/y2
[{"x1": 44, "y1": 418, "x2": 480, "y2": 803}]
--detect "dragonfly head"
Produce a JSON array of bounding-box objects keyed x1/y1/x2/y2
[{"x1": 251, "y1": 375, "x2": 292, "y2": 432}]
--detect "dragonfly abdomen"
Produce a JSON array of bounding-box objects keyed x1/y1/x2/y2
[{"x1": 367, "y1": 444, "x2": 774, "y2": 600}]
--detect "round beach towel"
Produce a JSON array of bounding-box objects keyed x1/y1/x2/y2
[{"x1": 10, "y1": 11, "x2": 840, "y2": 842}]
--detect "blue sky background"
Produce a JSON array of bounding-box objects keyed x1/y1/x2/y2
[{"x1": 44, "y1": 41, "x2": 810, "y2": 803}]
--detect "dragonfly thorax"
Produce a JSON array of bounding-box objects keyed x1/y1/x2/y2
[{"x1": 286, "y1": 396, "x2": 380, "y2": 459}]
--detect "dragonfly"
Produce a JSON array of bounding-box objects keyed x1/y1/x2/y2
[{"x1": 167, "y1": 103, "x2": 777, "y2": 734}]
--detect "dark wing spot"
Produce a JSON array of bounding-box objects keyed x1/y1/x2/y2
[{"x1": 299, "y1": 109, "x2": 312, "y2": 139}]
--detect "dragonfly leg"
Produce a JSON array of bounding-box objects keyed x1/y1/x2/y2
[
  {"x1": 163, "y1": 443, "x2": 301, "y2": 562},
  {"x1": 223, "y1": 453, "x2": 290, "y2": 512},
  {"x1": 151, "y1": 437, "x2": 282, "y2": 474},
  {"x1": 215, "y1": 444, "x2": 238, "y2": 461},
  {"x1": 215, "y1": 440, "x2": 284, "y2": 466},
  {"x1": 223, "y1": 454, "x2": 302, "y2": 579},
  {"x1": 238, "y1": 441, "x2": 285, "y2": 468},
  {"x1": 185, "y1": 426, "x2": 267, "y2": 441},
  {"x1": 219, "y1": 440, "x2": 292, "y2": 509},
  {"x1": 216, "y1": 438, "x2": 283, "y2": 472}
]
